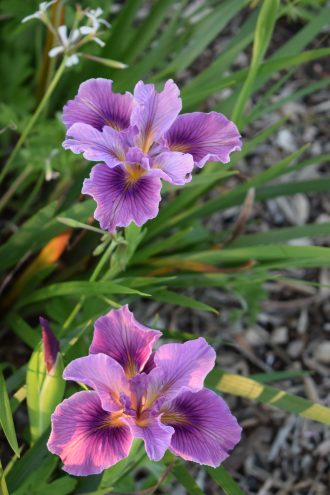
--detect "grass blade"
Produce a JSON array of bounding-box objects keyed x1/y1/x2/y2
[
  {"x1": 207, "y1": 370, "x2": 330, "y2": 425},
  {"x1": 0, "y1": 370, "x2": 20, "y2": 457},
  {"x1": 15, "y1": 281, "x2": 149, "y2": 308},
  {"x1": 232, "y1": 0, "x2": 279, "y2": 127},
  {"x1": 206, "y1": 466, "x2": 245, "y2": 495},
  {"x1": 172, "y1": 464, "x2": 205, "y2": 495}
]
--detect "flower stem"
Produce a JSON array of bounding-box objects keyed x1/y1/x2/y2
[
  {"x1": 0, "y1": 58, "x2": 67, "y2": 186},
  {"x1": 0, "y1": 165, "x2": 33, "y2": 214},
  {"x1": 61, "y1": 239, "x2": 115, "y2": 333}
]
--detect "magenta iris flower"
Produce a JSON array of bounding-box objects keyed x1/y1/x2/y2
[
  {"x1": 62, "y1": 79, "x2": 241, "y2": 232},
  {"x1": 48, "y1": 305, "x2": 241, "y2": 476}
]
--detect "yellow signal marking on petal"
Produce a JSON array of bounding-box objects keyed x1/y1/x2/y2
[
  {"x1": 125, "y1": 164, "x2": 146, "y2": 187},
  {"x1": 99, "y1": 410, "x2": 126, "y2": 429},
  {"x1": 125, "y1": 354, "x2": 138, "y2": 378},
  {"x1": 170, "y1": 143, "x2": 191, "y2": 153},
  {"x1": 140, "y1": 128, "x2": 154, "y2": 154},
  {"x1": 161, "y1": 411, "x2": 189, "y2": 426},
  {"x1": 135, "y1": 413, "x2": 151, "y2": 428}
]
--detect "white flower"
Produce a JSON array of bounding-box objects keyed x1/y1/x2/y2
[
  {"x1": 85, "y1": 8, "x2": 110, "y2": 31},
  {"x1": 48, "y1": 25, "x2": 81, "y2": 66},
  {"x1": 79, "y1": 7, "x2": 110, "y2": 41},
  {"x1": 65, "y1": 54, "x2": 80, "y2": 67},
  {"x1": 22, "y1": 0, "x2": 57, "y2": 23}
]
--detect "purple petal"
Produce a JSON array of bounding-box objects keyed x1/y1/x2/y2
[
  {"x1": 40, "y1": 316, "x2": 60, "y2": 373},
  {"x1": 164, "y1": 112, "x2": 242, "y2": 167},
  {"x1": 63, "y1": 78, "x2": 133, "y2": 131},
  {"x1": 144, "y1": 338, "x2": 216, "y2": 404},
  {"x1": 63, "y1": 353, "x2": 130, "y2": 412},
  {"x1": 151, "y1": 151, "x2": 194, "y2": 185},
  {"x1": 131, "y1": 80, "x2": 181, "y2": 153},
  {"x1": 82, "y1": 163, "x2": 162, "y2": 232},
  {"x1": 143, "y1": 352, "x2": 155, "y2": 374},
  {"x1": 130, "y1": 414, "x2": 174, "y2": 461},
  {"x1": 63, "y1": 123, "x2": 128, "y2": 166},
  {"x1": 90, "y1": 306, "x2": 162, "y2": 378},
  {"x1": 48, "y1": 391, "x2": 132, "y2": 476},
  {"x1": 161, "y1": 388, "x2": 241, "y2": 467}
]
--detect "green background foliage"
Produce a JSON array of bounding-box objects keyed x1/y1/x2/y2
[{"x1": 0, "y1": 0, "x2": 329, "y2": 493}]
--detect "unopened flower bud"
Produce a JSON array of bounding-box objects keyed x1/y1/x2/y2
[
  {"x1": 27, "y1": 317, "x2": 65, "y2": 444},
  {"x1": 40, "y1": 316, "x2": 60, "y2": 373}
]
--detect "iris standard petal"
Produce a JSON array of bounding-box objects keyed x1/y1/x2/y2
[
  {"x1": 130, "y1": 414, "x2": 174, "y2": 462},
  {"x1": 63, "y1": 353, "x2": 130, "y2": 412},
  {"x1": 82, "y1": 163, "x2": 162, "y2": 232},
  {"x1": 162, "y1": 388, "x2": 241, "y2": 467},
  {"x1": 48, "y1": 391, "x2": 133, "y2": 476},
  {"x1": 63, "y1": 78, "x2": 133, "y2": 131},
  {"x1": 89, "y1": 305, "x2": 162, "y2": 378},
  {"x1": 144, "y1": 338, "x2": 216, "y2": 405},
  {"x1": 151, "y1": 151, "x2": 194, "y2": 185},
  {"x1": 63, "y1": 123, "x2": 128, "y2": 166},
  {"x1": 164, "y1": 112, "x2": 242, "y2": 167},
  {"x1": 131, "y1": 79, "x2": 182, "y2": 153}
]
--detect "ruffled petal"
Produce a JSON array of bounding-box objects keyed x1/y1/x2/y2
[
  {"x1": 151, "y1": 151, "x2": 194, "y2": 185},
  {"x1": 82, "y1": 163, "x2": 162, "y2": 232},
  {"x1": 130, "y1": 414, "x2": 174, "y2": 461},
  {"x1": 164, "y1": 112, "x2": 241, "y2": 167},
  {"x1": 162, "y1": 388, "x2": 241, "y2": 467},
  {"x1": 144, "y1": 338, "x2": 216, "y2": 405},
  {"x1": 90, "y1": 305, "x2": 162, "y2": 378},
  {"x1": 131, "y1": 80, "x2": 181, "y2": 153},
  {"x1": 63, "y1": 353, "x2": 130, "y2": 412},
  {"x1": 63, "y1": 78, "x2": 133, "y2": 131},
  {"x1": 63, "y1": 123, "x2": 128, "y2": 166},
  {"x1": 48, "y1": 391, "x2": 133, "y2": 476}
]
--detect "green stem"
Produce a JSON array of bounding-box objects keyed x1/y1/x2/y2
[
  {"x1": 61, "y1": 239, "x2": 115, "y2": 333},
  {"x1": 0, "y1": 58, "x2": 67, "y2": 185},
  {"x1": 0, "y1": 460, "x2": 9, "y2": 495},
  {"x1": 0, "y1": 165, "x2": 33, "y2": 214}
]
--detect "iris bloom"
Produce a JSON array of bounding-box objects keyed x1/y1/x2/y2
[
  {"x1": 63, "y1": 79, "x2": 241, "y2": 232},
  {"x1": 48, "y1": 306, "x2": 241, "y2": 476}
]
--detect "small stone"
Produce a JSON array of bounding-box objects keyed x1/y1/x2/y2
[
  {"x1": 314, "y1": 342, "x2": 330, "y2": 365},
  {"x1": 246, "y1": 327, "x2": 267, "y2": 346},
  {"x1": 271, "y1": 326, "x2": 288, "y2": 344},
  {"x1": 276, "y1": 129, "x2": 296, "y2": 152},
  {"x1": 288, "y1": 340, "x2": 304, "y2": 358}
]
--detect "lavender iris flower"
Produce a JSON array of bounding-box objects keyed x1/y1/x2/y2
[
  {"x1": 62, "y1": 79, "x2": 241, "y2": 232},
  {"x1": 48, "y1": 305, "x2": 241, "y2": 476}
]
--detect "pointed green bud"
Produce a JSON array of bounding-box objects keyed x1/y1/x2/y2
[{"x1": 26, "y1": 317, "x2": 65, "y2": 444}]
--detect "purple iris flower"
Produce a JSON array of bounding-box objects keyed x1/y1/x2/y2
[
  {"x1": 48, "y1": 305, "x2": 241, "y2": 476},
  {"x1": 62, "y1": 78, "x2": 241, "y2": 232}
]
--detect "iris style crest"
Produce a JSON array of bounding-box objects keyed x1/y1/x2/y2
[
  {"x1": 48, "y1": 305, "x2": 242, "y2": 476},
  {"x1": 62, "y1": 78, "x2": 241, "y2": 232}
]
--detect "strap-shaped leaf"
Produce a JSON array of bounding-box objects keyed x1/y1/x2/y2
[
  {"x1": 0, "y1": 370, "x2": 20, "y2": 457},
  {"x1": 15, "y1": 281, "x2": 149, "y2": 308},
  {"x1": 172, "y1": 464, "x2": 205, "y2": 495},
  {"x1": 206, "y1": 466, "x2": 245, "y2": 495},
  {"x1": 208, "y1": 369, "x2": 330, "y2": 425}
]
